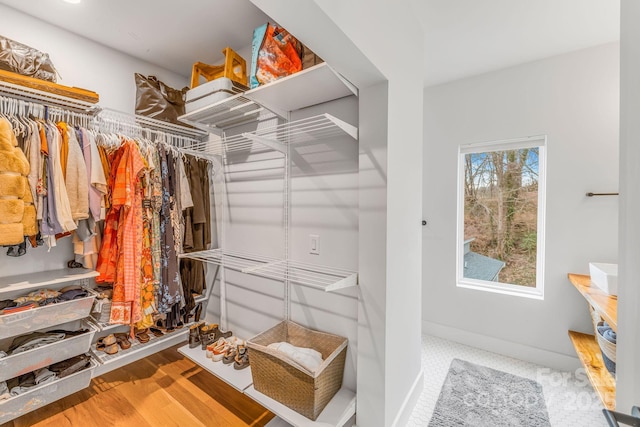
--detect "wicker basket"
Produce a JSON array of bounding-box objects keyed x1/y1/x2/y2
[
  {"x1": 247, "y1": 320, "x2": 347, "y2": 421},
  {"x1": 595, "y1": 320, "x2": 617, "y2": 375},
  {"x1": 589, "y1": 306, "x2": 616, "y2": 375}
]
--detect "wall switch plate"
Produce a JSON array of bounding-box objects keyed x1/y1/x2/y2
[{"x1": 309, "y1": 234, "x2": 320, "y2": 255}]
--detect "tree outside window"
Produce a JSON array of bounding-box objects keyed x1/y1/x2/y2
[{"x1": 458, "y1": 136, "x2": 546, "y2": 297}]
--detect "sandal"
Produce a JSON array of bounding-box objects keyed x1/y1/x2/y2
[
  {"x1": 222, "y1": 346, "x2": 237, "y2": 365},
  {"x1": 134, "y1": 328, "x2": 150, "y2": 343},
  {"x1": 234, "y1": 345, "x2": 250, "y2": 370},
  {"x1": 114, "y1": 333, "x2": 131, "y2": 350},
  {"x1": 96, "y1": 334, "x2": 118, "y2": 355},
  {"x1": 149, "y1": 327, "x2": 164, "y2": 337},
  {"x1": 212, "y1": 338, "x2": 229, "y2": 362},
  {"x1": 67, "y1": 260, "x2": 84, "y2": 268}
]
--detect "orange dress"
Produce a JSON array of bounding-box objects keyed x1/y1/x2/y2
[{"x1": 97, "y1": 140, "x2": 146, "y2": 325}]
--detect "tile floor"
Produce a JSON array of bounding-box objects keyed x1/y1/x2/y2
[{"x1": 407, "y1": 335, "x2": 608, "y2": 427}]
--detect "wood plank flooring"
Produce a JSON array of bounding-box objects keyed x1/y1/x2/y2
[{"x1": 1, "y1": 345, "x2": 274, "y2": 427}]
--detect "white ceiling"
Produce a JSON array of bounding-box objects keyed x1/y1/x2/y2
[
  {"x1": 0, "y1": 0, "x2": 621, "y2": 87},
  {"x1": 415, "y1": 0, "x2": 620, "y2": 86}
]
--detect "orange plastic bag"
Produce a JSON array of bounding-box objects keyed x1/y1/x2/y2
[{"x1": 250, "y1": 23, "x2": 302, "y2": 88}]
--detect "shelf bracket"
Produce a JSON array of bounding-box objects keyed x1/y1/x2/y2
[
  {"x1": 324, "y1": 113, "x2": 358, "y2": 140},
  {"x1": 324, "y1": 273, "x2": 359, "y2": 292},
  {"x1": 242, "y1": 133, "x2": 287, "y2": 154},
  {"x1": 327, "y1": 64, "x2": 358, "y2": 97}
]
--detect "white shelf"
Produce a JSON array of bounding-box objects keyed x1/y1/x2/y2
[
  {"x1": 246, "y1": 63, "x2": 357, "y2": 113},
  {"x1": 179, "y1": 93, "x2": 272, "y2": 132},
  {"x1": 91, "y1": 327, "x2": 188, "y2": 377},
  {"x1": 0, "y1": 268, "x2": 98, "y2": 298},
  {"x1": 178, "y1": 63, "x2": 356, "y2": 133},
  {"x1": 0, "y1": 79, "x2": 99, "y2": 113},
  {"x1": 246, "y1": 385, "x2": 356, "y2": 427},
  {"x1": 95, "y1": 321, "x2": 128, "y2": 333},
  {"x1": 266, "y1": 417, "x2": 294, "y2": 427},
  {"x1": 179, "y1": 249, "x2": 358, "y2": 292},
  {"x1": 177, "y1": 344, "x2": 253, "y2": 393}
]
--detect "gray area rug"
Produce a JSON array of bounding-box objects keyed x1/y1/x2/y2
[{"x1": 429, "y1": 359, "x2": 551, "y2": 427}]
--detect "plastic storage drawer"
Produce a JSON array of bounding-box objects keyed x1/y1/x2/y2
[
  {"x1": 0, "y1": 358, "x2": 96, "y2": 424},
  {"x1": 0, "y1": 319, "x2": 98, "y2": 382},
  {"x1": 185, "y1": 77, "x2": 244, "y2": 113},
  {"x1": 0, "y1": 292, "x2": 95, "y2": 339}
]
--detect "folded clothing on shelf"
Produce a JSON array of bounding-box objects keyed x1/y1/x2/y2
[
  {"x1": 4, "y1": 353, "x2": 93, "y2": 395},
  {"x1": 8, "y1": 331, "x2": 66, "y2": 355},
  {"x1": 0, "y1": 288, "x2": 90, "y2": 315},
  {"x1": 267, "y1": 341, "x2": 324, "y2": 373},
  {"x1": 4, "y1": 327, "x2": 89, "y2": 356}
]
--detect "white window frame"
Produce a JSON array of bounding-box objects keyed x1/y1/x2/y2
[{"x1": 456, "y1": 135, "x2": 547, "y2": 299}]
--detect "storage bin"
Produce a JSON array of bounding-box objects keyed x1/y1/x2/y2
[
  {"x1": 595, "y1": 320, "x2": 617, "y2": 375},
  {"x1": 0, "y1": 318, "x2": 98, "y2": 382},
  {"x1": 0, "y1": 291, "x2": 95, "y2": 339},
  {"x1": 91, "y1": 298, "x2": 111, "y2": 324},
  {"x1": 247, "y1": 320, "x2": 347, "y2": 421},
  {"x1": 0, "y1": 357, "x2": 96, "y2": 424},
  {"x1": 185, "y1": 77, "x2": 246, "y2": 114}
]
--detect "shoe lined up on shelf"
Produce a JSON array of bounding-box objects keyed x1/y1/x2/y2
[
  {"x1": 187, "y1": 322, "x2": 249, "y2": 369},
  {"x1": 188, "y1": 322, "x2": 232, "y2": 350}
]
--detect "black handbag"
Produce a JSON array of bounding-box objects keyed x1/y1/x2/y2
[
  {"x1": 134, "y1": 73, "x2": 189, "y2": 125},
  {"x1": 0, "y1": 35, "x2": 59, "y2": 82}
]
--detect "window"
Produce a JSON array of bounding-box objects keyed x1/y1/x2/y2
[{"x1": 457, "y1": 136, "x2": 546, "y2": 298}]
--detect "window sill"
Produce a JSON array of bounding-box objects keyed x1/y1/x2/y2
[{"x1": 457, "y1": 280, "x2": 544, "y2": 300}]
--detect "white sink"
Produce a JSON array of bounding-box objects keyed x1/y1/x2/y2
[{"x1": 589, "y1": 262, "x2": 618, "y2": 296}]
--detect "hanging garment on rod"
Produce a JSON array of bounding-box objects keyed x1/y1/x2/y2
[
  {"x1": 0, "y1": 95, "x2": 101, "y2": 255},
  {"x1": 0, "y1": 117, "x2": 35, "y2": 247}
]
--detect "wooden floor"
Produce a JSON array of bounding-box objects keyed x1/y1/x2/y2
[{"x1": 1, "y1": 345, "x2": 274, "y2": 427}]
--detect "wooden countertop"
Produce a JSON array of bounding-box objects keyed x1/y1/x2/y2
[
  {"x1": 568, "y1": 330, "x2": 616, "y2": 410},
  {"x1": 568, "y1": 273, "x2": 617, "y2": 332}
]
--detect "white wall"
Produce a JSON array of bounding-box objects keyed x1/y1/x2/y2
[
  {"x1": 617, "y1": 0, "x2": 640, "y2": 410},
  {"x1": 251, "y1": 1, "x2": 425, "y2": 425},
  {"x1": 423, "y1": 43, "x2": 620, "y2": 368},
  {"x1": 0, "y1": 4, "x2": 188, "y2": 278},
  {"x1": 0, "y1": 4, "x2": 188, "y2": 113},
  {"x1": 205, "y1": 96, "x2": 360, "y2": 392}
]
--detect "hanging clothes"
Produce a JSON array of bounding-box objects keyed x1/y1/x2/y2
[
  {"x1": 156, "y1": 144, "x2": 182, "y2": 319},
  {"x1": 101, "y1": 139, "x2": 145, "y2": 325}
]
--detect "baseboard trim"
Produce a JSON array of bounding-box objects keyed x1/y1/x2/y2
[
  {"x1": 391, "y1": 368, "x2": 424, "y2": 427},
  {"x1": 422, "y1": 320, "x2": 581, "y2": 372}
]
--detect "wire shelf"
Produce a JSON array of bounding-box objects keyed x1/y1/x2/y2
[
  {"x1": 182, "y1": 113, "x2": 358, "y2": 158},
  {"x1": 0, "y1": 79, "x2": 99, "y2": 113},
  {"x1": 98, "y1": 108, "x2": 208, "y2": 139},
  {"x1": 179, "y1": 249, "x2": 358, "y2": 292}
]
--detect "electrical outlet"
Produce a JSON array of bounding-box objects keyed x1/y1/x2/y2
[{"x1": 309, "y1": 234, "x2": 320, "y2": 255}]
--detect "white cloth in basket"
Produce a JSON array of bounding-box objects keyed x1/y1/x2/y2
[{"x1": 267, "y1": 342, "x2": 323, "y2": 373}]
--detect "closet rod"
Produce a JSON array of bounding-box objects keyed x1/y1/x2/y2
[
  {"x1": 586, "y1": 192, "x2": 619, "y2": 197},
  {"x1": 99, "y1": 108, "x2": 207, "y2": 139}
]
